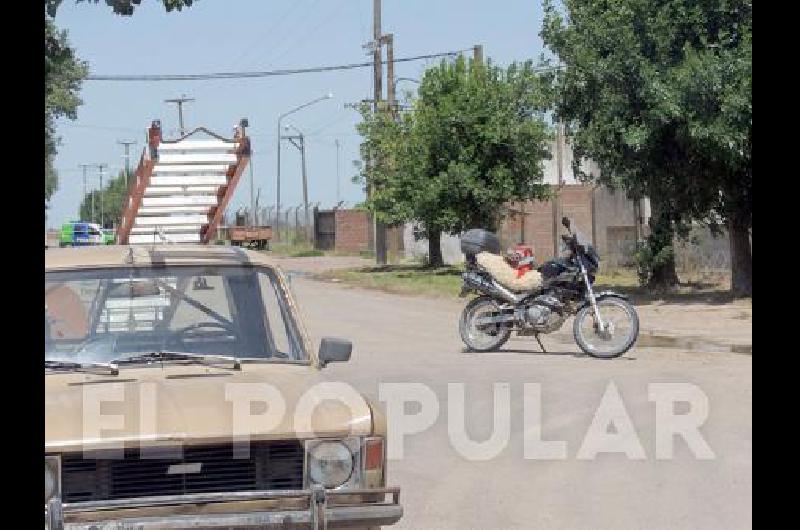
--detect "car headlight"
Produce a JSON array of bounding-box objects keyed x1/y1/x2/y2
[
  {"x1": 45, "y1": 455, "x2": 60, "y2": 503},
  {"x1": 306, "y1": 440, "x2": 356, "y2": 489}
]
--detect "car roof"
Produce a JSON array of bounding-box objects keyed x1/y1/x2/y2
[{"x1": 45, "y1": 245, "x2": 279, "y2": 271}]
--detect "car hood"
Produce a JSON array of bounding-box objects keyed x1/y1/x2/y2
[{"x1": 45, "y1": 363, "x2": 374, "y2": 453}]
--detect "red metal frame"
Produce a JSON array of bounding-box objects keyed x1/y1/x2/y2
[
  {"x1": 201, "y1": 134, "x2": 251, "y2": 244},
  {"x1": 118, "y1": 120, "x2": 250, "y2": 245},
  {"x1": 117, "y1": 121, "x2": 161, "y2": 245}
]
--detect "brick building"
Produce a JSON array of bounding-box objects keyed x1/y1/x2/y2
[
  {"x1": 314, "y1": 208, "x2": 403, "y2": 255},
  {"x1": 402, "y1": 138, "x2": 650, "y2": 268},
  {"x1": 499, "y1": 185, "x2": 647, "y2": 269}
]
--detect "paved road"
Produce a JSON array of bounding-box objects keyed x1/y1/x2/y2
[{"x1": 288, "y1": 274, "x2": 752, "y2": 530}]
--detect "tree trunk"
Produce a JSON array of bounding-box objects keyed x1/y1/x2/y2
[
  {"x1": 645, "y1": 196, "x2": 679, "y2": 291},
  {"x1": 427, "y1": 229, "x2": 444, "y2": 268},
  {"x1": 728, "y1": 217, "x2": 752, "y2": 297}
]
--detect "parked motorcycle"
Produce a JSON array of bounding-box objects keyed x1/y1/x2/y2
[{"x1": 458, "y1": 217, "x2": 639, "y2": 358}]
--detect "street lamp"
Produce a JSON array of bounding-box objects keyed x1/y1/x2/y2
[
  {"x1": 276, "y1": 93, "x2": 333, "y2": 241},
  {"x1": 393, "y1": 77, "x2": 420, "y2": 90}
]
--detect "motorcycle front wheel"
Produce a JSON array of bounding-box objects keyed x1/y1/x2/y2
[
  {"x1": 459, "y1": 296, "x2": 512, "y2": 352},
  {"x1": 573, "y1": 297, "x2": 639, "y2": 358}
]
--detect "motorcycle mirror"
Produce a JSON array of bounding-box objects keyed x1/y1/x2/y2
[{"x1": 561, "y1": 217, "x2": 571, "y2": 231}]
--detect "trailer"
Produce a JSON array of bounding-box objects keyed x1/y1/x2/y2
[{"x1": 229, "y1": 226, "x2": 272, "y2": 250}]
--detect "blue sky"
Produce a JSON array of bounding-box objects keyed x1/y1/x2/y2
[{"x1": 49, "y1": 0, "x2": 547, "y2": 229}]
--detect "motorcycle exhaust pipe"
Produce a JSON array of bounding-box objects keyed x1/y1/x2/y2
[
  {"x1": 489, "y1": 279, "x2": 524, "y2": 304},
  {"x1": 462, "y1": 271, "x2": 523, "y2": 305}
]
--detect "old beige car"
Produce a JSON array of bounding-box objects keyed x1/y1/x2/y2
[{"x1": 45, "y1": 245, "x2": 402, "y2": 529}]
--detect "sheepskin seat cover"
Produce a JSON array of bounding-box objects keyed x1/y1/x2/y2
[{"x1": 476, "y1": 252, "x2": 542, "y2": 292}]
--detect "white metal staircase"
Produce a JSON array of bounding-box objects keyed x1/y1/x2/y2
[{"x1": 118, "y1": 120, "x2": 251, "y2": 245}]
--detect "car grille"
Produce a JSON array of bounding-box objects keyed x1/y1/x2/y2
[{"x1": 60, "y1": 441, "x2": 304, "y2": 503}]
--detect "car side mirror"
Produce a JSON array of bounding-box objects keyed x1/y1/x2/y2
[
  {"x1": 561, "y1": 216, "x2": 571, "y2": 231},
  {"x1": 318, "y1": 337, "x2": 352, "y2": 367}
]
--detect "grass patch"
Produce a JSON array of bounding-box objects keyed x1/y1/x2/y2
[
  {"x1": 290, "y1": 249, "x2": 325, "y2": 257},
  {"x1": 319, "y1": 263, "x2": 742, "y2": 304},
  {"x1": 268, "y1": 242, "x2": 325, "y2": 258},
  {"x1": 318, "y1": 264, "x2": 465, "y2": 298}
]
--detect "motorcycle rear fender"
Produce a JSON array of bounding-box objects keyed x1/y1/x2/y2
[{"x1": 577, "y1": 291, "x2": 630, "y2": 312}]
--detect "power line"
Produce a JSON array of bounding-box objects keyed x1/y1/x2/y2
[
  {"x1": 191, "y1": 0, "x2": 314, "y2": 97},
  {"x1": 85, "y1": 50, "x2": 471, "y2": 81},
  {"x1": 59, "y1": 123, "x2": 141, "y2": 132}
]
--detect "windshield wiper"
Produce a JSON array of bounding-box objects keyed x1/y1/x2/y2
[
  {"x1": 45, "y1": 359, "x2": 119, "y2": 376},
  {"x1": 111, "y1": 351, "x2": 241, "y2": 371}
]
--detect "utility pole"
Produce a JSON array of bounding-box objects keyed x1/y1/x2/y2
[
  {"x1": 299, "y1": 135, "x2": 309, "y2": 241},
  {"x1": 97, "y1": 164, "x2": 107, "y2": 228},
  {"x1": 165, "y1": 95, "x2": 194, "y2": 136},
  {"x1": 335, "y1": 139, "x2": 341, "y2": 205},
  {"x1": 117, "y1": 140, "x2": 137, "y2": 188},
  {"x1": 372, "y1": 0, "x2": 389, "y2": 265},
  {"x1": 79, "y1": 164, "x2": 91, "y2": 217},
  {"x1": 385, "y1": 34, "x2": 395, "y2": 115},
  {"x1": 373, "y1": 0, "x2": 382, "y2": 117},
  {"x1": 552, "y1": 121, "x2": 565, "y2": 256},
  {"x1": 283, "y1": 126, "x2": 310, "y2": 241},
  {"x1": 276, "y1": 94, "x2": 333, "y2": 242},
  {"x1": 473, "y1": 44, "x2": 484, "y2": 65},
  {"x1": 375, "y1": 32, "x2": 397, "y2": 265}
]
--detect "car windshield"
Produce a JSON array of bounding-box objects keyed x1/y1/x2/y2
[{"x1": 45, "y1": 265, "x2": 307, "y2": 365}]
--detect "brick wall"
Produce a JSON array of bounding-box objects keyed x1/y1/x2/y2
[
  {"x1": 559, "y1": 186, "x2": 593, "y2": 242},
  {"x1": 499, "y1": 185, "x2": 638, "y2": 266},
  {"x1": 334, "y1": 209, "x2": 370, "y2": 253}
]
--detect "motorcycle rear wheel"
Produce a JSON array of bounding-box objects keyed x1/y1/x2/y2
[{"x1": 459, "y1": 296, "x2": 512, "y2": 352}]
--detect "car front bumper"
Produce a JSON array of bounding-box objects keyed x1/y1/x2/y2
[{"x1": 46, "y1": 486, "x2": 402, "y2": 530}]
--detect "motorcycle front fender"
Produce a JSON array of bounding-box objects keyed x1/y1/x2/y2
[{"x1": 576, "y1": 291, "x2": 630, "y2": 312}]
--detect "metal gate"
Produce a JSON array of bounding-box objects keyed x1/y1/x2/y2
[{"x1": 314, "y1": 209, "x2": 336, "y2": 250}]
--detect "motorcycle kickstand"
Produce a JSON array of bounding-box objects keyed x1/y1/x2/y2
[{"x1": 534, "y1": 333, "x2": 547, "y2": 353}]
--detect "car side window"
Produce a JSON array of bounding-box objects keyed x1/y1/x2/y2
[{"x1": 258, "y1": 271, "x2": 301, "y2": 359}]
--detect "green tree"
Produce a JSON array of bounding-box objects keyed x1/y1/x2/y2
[
  {"x1": 45, "y1": 15, "x2": 88, "y2": 212},
  {"x1": 357, "y1": 56, "x2": 552, "y2": 267},
  {"x1": 45, "y1": 0, "x2": 195, "y2": 213},
  {"x1": 79, "y1": 169, "x2": 133, "y2": 227},
  {"x1": 541, "y1": 0, "x2": 751, "y2": 295},
  {"x1": 46, "y1": 0, "x2": 195, "y2": 17}
]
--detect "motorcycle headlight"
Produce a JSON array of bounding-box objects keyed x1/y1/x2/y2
[
  {"x1": 305, "y1": 440, "x2": 356, "y2": 489},
  {"x1": 45, "y1": 455, "x2": 60, "y2": 503}
]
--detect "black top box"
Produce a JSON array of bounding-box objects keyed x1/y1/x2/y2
[{"x1": 461, "y1": 229, "x2": 500, "y2": 256}]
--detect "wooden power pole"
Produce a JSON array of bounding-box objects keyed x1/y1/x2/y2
[
  {"x1": 371, "y1": 0, "x2": 389, "y2": 265},
  {"x1": 165, "y1": 95, "x2": 194, "y2": 137},
  {"x1": 552, "y1": 121, "x2": 565, "y2": 256},
  {"x1": 473, "y1": 44, "x2": 484, "y2": 65}
]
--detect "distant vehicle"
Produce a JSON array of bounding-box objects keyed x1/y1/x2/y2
[
  {"x1": 101, "y1": 228, "x2": 116, "y2": 245},
  {"x1": 229, "y1": 225, "x2": 272, "y2": 250},
  {"x1": 58, "y1": 221, "x2": 104, "y2": 247}
]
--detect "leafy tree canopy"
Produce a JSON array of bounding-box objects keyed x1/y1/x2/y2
[
  {"x1": 541, "y1": 0, "x2": 751, "y2": 293},
  {"x1": 357, "y1": 56, "x2": 553, "y2": 265},
  {"x1": 45, "y1": 0, "x2": 195, "y2": 213},
  {"x1": 46, "y1": 0, "x2": 195, "y2": 18}
]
